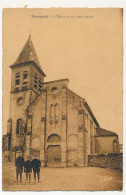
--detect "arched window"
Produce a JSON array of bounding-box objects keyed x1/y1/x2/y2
[
  {"x1": 34, "y1": 73, "x2": 37, "y2": 89},
  {"x1": 47, "y1": 134, "x2": 61, "y2": 142},
  {"x1": 23, "y1": 71, "x2": 28, "y2": 85},
  {"x1": 50, "y1": 104, "x2": 55, "y2": 120},
  {"x1": 34, "y1": 73, "x2": 37, "y2": 80},
  {"x1": 39, "y1": 78, "x2": 42, "y2": 92},
  {"x1": 51, "y1": 87, "x2": 57, "y2": 94},
  {"x1": 51, "y1": 87, "x2": 57, "y2": 91},
  {"x1": 15, "y1": 73, "x2": 20, "y2": 86},
  {"x1": 90, "y1": 120, "x2": 93, "y2": 133},
  {"x1": 55, "y1": 103, "x2": 59, "y2": 121},
  {"x1": 16, "y1": 119, "x2": 22, "y2": 134},
  {"x1": 90, "y1": 120, "x2": 94, "y2": 154},
  {"x1": 50, "y1": 104, "x2": 59, "y2": 123},
  {"x1": 78, "y1": 112, "x2": 84, "y2": 131},
  {"x1": 85, "y1": 113, "x2": 88, "y2": 130}
]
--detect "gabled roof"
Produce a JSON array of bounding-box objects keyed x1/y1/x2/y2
[
  {"x1": 64, "y1": 88, "x2": 99, "y2": 127},
  {"x1": 10, "y1": 35, "x2": 46, "y2": 76},
  {"x1": 96, "y1": 127, "x2": 118, "y2": 137}
]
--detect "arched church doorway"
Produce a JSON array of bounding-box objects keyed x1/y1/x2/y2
[{"x1": 47, "y1": 134, "x2": 61, "y2": 167}]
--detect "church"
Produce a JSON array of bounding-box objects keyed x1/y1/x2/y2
[{"x1": 4, "y1": 36, "x2": 120, "y2": 167}]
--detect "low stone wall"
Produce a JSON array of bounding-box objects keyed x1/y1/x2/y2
[{"x1": 88, "y1": 153, "x2": 123, "y2": 170}]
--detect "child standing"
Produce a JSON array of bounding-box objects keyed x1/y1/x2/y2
[{"x1": 24, "y1": 156, "x2": 32, "y2": 183}]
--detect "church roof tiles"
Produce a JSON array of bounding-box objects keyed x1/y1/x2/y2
[
  {"x1": 10, "y1": 35, "x2": 46, "y2": 76},
  {"x1": 96, "y1": 127, "x2": 118, "y2": 137}
]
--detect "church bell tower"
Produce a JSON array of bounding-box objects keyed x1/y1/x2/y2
[{"x1": 7, "y1": 35, "x2": 46, "y2": 160}]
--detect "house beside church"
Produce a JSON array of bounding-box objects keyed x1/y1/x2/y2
[{"x1": 3, "y1": 36, "x2": 120, "y2": 167}]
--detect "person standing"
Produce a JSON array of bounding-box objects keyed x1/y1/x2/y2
[
  {"x1": 15, "y1": 152, "x2": 24, "y2": 182},
  {"x1": 31, "y1": 155, "x2": 41, "y2": 182},
  {"x1": 24, "y1": 156, "x2": 32, "y2": 183}
]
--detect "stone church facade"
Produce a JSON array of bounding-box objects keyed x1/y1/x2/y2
[{"x1": 4, "y1": 36, "x2": 120, "y2": 167}]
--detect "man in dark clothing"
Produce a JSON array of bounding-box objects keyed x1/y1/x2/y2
[
  {"x1": 24, "y1": 156, "x2": 32, "y2": 183},
  {"x1": 31, "y1": 155, "x2": 41, "y2": 182},
  {"x1": 15, "y1": 152, "x2": 24, "y2": 182}
]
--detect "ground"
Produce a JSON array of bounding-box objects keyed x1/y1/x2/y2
[{"x1": 2, "y1": 162, "x2": 123, "y2": 191}]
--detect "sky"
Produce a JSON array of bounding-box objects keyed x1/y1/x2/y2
[{"x1": 2, "y1": 8, "x2": 123, "y2": 143}]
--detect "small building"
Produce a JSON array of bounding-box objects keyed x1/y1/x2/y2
[
  {"x1": 95, "y1": 127, "x2": 120, "y2": 154},
  {"x1": 4, "y1": 36, "x2": 120, "y2": 167}
]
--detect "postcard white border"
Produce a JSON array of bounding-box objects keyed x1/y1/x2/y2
[{"x1": 0, "y1": 0, "x2": 126, "y2": 194}]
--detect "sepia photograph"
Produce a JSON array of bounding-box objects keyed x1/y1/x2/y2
[{"x1": 2, "y1": 8, "x2": 123, "y2": 191}]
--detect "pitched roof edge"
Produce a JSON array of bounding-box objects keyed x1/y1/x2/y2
[
  {"x1": 96, "y1": 127, "x2": 118, "y2": 137},
  {"x1": 84, "y1": 101, "x2": 100, "y2": 127},
  {"x1": 10, "y1": 61, "x2": 46, "y2": 77},
  {"x1": 27, "y1": 89, "x2": 47, "y2": 109},
  {"x1": 65, "y1": 87, "x2": 85, "y2": 101},
  {"x1": 65, "y1": 88, "x2": 99, "y2": 127},
  {"x1": 43, "y1": 78, "x2": 69, "y2": 85},
  {"x1": 27, "y1": 94, "x2": 40, "y2": 109}
]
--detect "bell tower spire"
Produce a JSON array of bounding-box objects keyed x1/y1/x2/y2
[
  {"x1": 10, "y1": 36, "x2": 46, "y2": 94},
  {"x1": 10, "y1": 36, "x2": 45, "y2": 74}
]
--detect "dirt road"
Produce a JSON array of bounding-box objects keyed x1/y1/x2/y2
[{"x1": 2, "y1": 162, "x2": 123, "y2": 191}]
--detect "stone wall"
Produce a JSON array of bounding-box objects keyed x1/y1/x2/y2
[
  {"x1": 43, "y1": 80, "x2": 68, "y2": 167},
  {"x1": 88, "y1": 153, "x2": 123, "y2": 170},
  {"x1": 66, "y1": 88, "x2": 84, "y2": 167},
  {"x1": 2, "y1": 151, "x2": 10, "y2": 162},
  {"x1": 95, "y1": 136, "x2": 118, "y2": 154}
]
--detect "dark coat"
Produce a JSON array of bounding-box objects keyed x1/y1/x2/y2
[
  {"x1": 32, "y1": 159, "x2": 41, "y2": 172},
  {"x1": 24, "y1": 160, "x2": 32, "y2": 173},
  {"x1": 15, "y1": 156, "x2": 24, "y2": 173}
]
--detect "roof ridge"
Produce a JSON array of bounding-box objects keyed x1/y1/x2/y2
[
  {"x1": 43, "y1": 78, "x2": 69, "y2": 85},
  {"x1": 12, "y1": 36, "x2": 42, "y2": 70},
  {"x1": 96, "y1": 127, "x2": 118, "y2": 136},
  {"x1": 97, "y1": 127, "x2": 117, "y2": 134}
]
